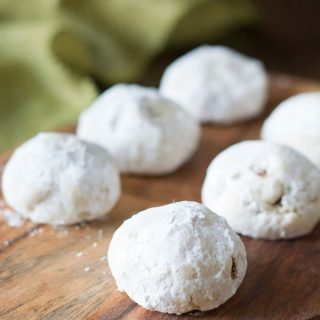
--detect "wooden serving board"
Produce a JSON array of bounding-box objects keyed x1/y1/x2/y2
[{"x1": 1, "y1": 74, "x2": 320, "y2": 320}]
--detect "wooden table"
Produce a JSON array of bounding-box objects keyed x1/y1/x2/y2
[{"x1": 0, "y1": 74, "x2": 320, "y2": 320}]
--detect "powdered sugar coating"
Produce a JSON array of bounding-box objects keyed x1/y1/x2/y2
[
  {"x1": 77, "y1": 84, "x2": 200, "y2": 175},
  {"x1": 160, "y1": 45, "x2": 268, "y2": 124},
  {"x1": 202, "y1": 141, "x2": 320, "y2": 239},
  {"x1": 262, "y1": 92, "x2": 320, "y2": 169},
  {"x1": 2, "y1": 132, "x2": 120, "y2": 225},
  {"x1": 108, "y1": 201, "x2": 247, "y2": 314}
]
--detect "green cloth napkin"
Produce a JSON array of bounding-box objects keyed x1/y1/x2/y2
[
  {"x1": 0, "y1": 0, "x2": 257, "y2": 152},
  {"x1": 56, "y1": 0, "x2": 257, "y2": 83},
  {"x1": 0, "y1": 22, "x2": 97, "y2": 151}
]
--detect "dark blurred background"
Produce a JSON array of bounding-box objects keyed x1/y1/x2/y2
[
  {"x1": 0, "y1": 0, "x2": 320, "y2": 152},
  {"x1": 229, "y1": 0, "x2": 320, "y2": 79},
  {"x1": 143, "y1": 0, "x2": 320, "y2": 84}
]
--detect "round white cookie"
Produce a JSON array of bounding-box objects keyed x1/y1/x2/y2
[
  {"x1": 159, "y1": 45, "x2": 268, "y2": 124},
  {"x1": 201, "y1": 141, "x2": 320, "y2": 239},
  {"x1": 108, "y1": 201, "x2": 247, "y2": 315},
  {"x1": 262, "y1": 92, "x2": 320, "y2": 169},
  {"x1": 2, "y1": 132, "x2": 121, "y2": 225},
  {"x1": 77, "y1": 84, "x2": 200, "y2": 175}
]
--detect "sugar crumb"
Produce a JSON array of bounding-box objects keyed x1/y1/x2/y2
[
  {"x1": 98, "y1": 229, "x2": 104, "y2": 240},
  {"x1": 76, "y1": 252, "x2": 85, "y2": 257}
]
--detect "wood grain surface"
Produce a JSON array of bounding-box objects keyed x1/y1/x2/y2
[{"x1": 0, "y1": 74, "x2": 320, "y2": 320}]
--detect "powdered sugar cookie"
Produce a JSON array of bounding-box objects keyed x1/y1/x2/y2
[
  {"x1": 262, "y1": 92, "x2": 320, "y2": 169},
  {"x1": 160, "y1": 45, "x2": 267, "y2": 124},
  {"x1": 2, "y1": 132, "x2": 120, "y2": 225},
  {"x1": 108, "y1": 201, "x2": 247, "y2": 314},
  {"x1": 77, "y1": 84, "x2": 200, "y2": 175},
  {"x1": 201, "y1": 141, "x2": 320, "y2": 239}
]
